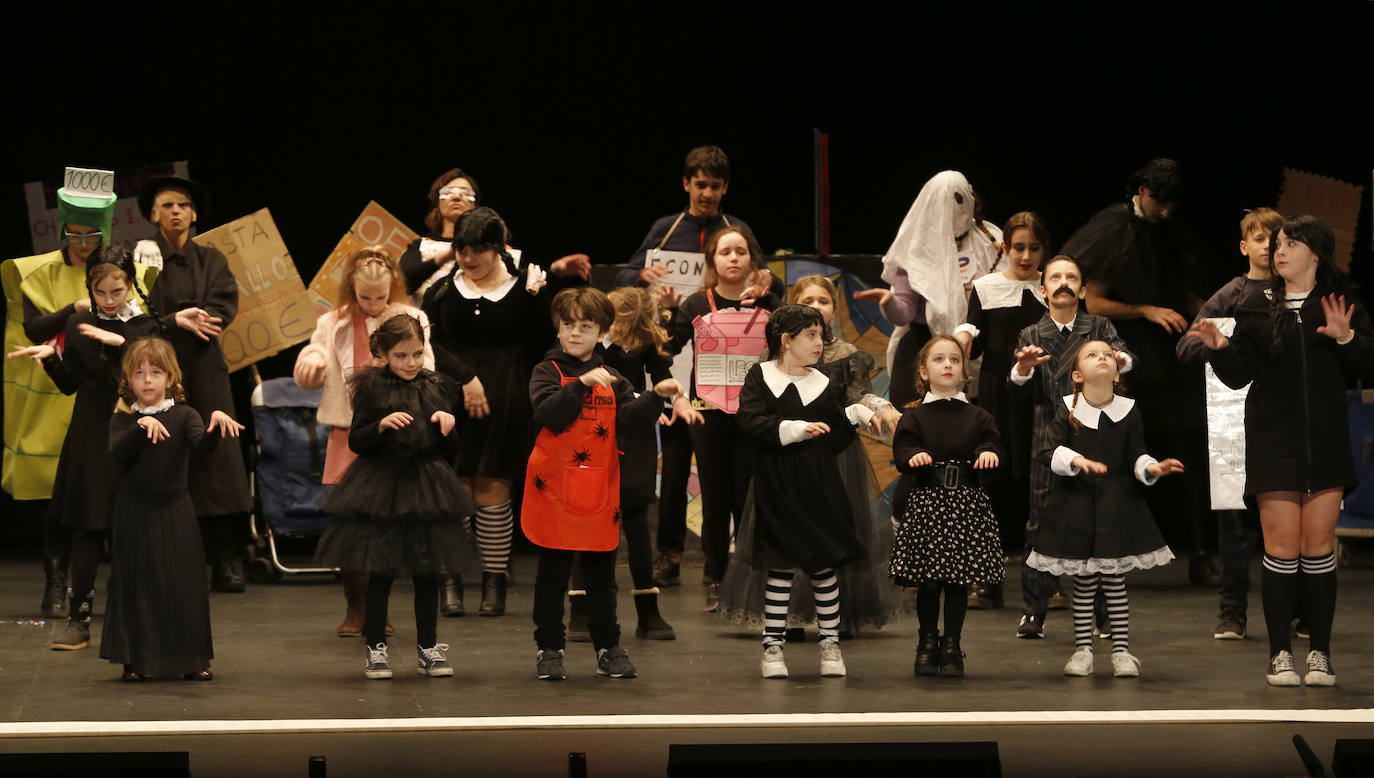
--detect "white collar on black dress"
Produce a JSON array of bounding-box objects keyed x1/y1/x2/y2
[
  {"x1": 132, "y1": 398, "x2": 175, "y2": 415},
  {"x1": 972, "y1": 273, "x2": 1047, "y2": 310},
  {"x1": 94, "y1": 298, "x2": 143, "y2": 322},
  {"x1": 453, "y1": 271, "x2": 518, "y2": 301},
  {"x1": 760, "y1": 360, "x2": 829, "y2": 404},
  {"x1": 1060, "y1": 393, "x2": 1134, "y2": 429},
  {"x1": 922, "y1": 391, "x2": 968, "y2": 404}
]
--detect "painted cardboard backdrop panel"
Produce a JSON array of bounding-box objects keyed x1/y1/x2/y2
[
  {"x1": 1277, "y1": 168, "x2": 1364, "y2": 272},
  {"x1": 193, "y1": 208, "x2": 317, "y2": 372}
]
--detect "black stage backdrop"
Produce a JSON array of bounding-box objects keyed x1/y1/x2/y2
[{"x1": 2, "y1": 4, "x2": 1373, "y2": 541}]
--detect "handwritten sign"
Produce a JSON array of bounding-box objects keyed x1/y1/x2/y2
[
  {"x1": 24, "y1": 161, "x2": 189, "y2": 254},
  {"x1": 193, "y1": 208, "x2": 318, "y2": 372},
  {"x1": 309, "y1": 201, "x2": 419, "y2": 311},
  {"x1": 646, "y1": 249, "x2": 706, "y2": 298},
  {"x1": 62, "y1": 167, "x2": 115, "y2": 199},
  {"x1": 692, "y1": 307, "x2": 769, "y2": 413}
]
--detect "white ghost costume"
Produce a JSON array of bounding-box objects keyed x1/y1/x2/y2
[{"x1": 878, "y1": 171, "x2": 1002, "y2": 406}]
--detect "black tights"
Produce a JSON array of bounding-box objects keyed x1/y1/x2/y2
[
  {"x1": 364, "y1": 574, "x2": 438, "y2": 648},
  {"x1": 571, "y1": 504, "x2": 652, "y2": 591},
  {"x1": 916, "y1": 581, "x2": 968, "y2": 642},
  {"x1": 68, "y1": 530, "x2": 104, "y2": 596}
]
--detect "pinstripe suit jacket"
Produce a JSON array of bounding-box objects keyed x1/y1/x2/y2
[{"x1": 1011, "y1": 310, "x2": 1135, "y2": 530}]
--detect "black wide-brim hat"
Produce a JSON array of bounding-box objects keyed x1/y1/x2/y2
[{"x1": 137, "y1": 176, "x2": 211, "y2": 221}]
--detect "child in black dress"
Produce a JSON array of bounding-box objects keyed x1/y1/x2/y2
[
  {"x1": 7, "y1": 248, "x2": 159, "y2": 651},
  {"x1": 736, "y1": 304, "x2": 869, "y2": 679},
  {"x1": 316, "y1": 314, "x2": 479, "y2": 680},
  {"x1": 1027, "y1": 340, "x2": 1183, "y2": 678},
  {"x1": 889, "y1": 335, "x2": 1003, "y2": 678},
  {"x1": 102, "y1": 337, "x2": 243, "y2": 681}
]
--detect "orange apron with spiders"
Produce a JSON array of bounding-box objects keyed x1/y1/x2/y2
[{"x1": 521, "y1": 362, "x2": 621, "y2": 552}]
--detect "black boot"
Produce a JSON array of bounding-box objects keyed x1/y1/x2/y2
[
  {"x1": 41, "y1": 557, "x2": 68, "y2": 618},
  {"x1": 632, "y1": 588, "x2": 676, "y2": 640},
  {"x1": 914, "y1": 631, "x2": 940, "y2": 676},
  {"x1": 50, "y1": 588, "x2": 93, "y2": 650},
  {"x1": 439, "y1": 573, "x2": 464, "y2": 617},
  {"x1": 479, "y1": 571, "x2": 507, "y2": 616},
  {"x1": 937, "y1": 636, "x2": 965, "y2": 678},
  {"x1": 652, "y1": 548, "x2": 681, "y2": 588}
]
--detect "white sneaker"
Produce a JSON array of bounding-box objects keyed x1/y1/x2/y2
[
  {"x1": 1063, "y1": 647, "x2": 1094, "y2": 676},
  {"x1": 1111, "y1": 651, "x2": 1141, "y2": 678},
  {"x1": 1266, "y1": 650, "x2": 1300, "y2": 686},
  {"x1": 1304, "y1": 650, "x2": 1335, "y2": 687},
  {"x1": 819, "y1": 640, "x2": 847, "y2": 677},
  {"x1": 760, "y1": 645, "x2": 788, "y2": 679}
]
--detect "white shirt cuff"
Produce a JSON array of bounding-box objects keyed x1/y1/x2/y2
[
  {"x1": 845, "y1": 403, "x2": 875, "y2": 428},
  {"x1": 1134, "y1": 454, "x2": 1159, "y2": 485},
  {"x1": 1010, "y1": 365, "x2": 1034, "y2": 385},
  {"x1": 1338, "y1": 330, "x2": 1355, "y2": 345},
  {"x1": 953, "y1": 322, "x2": 980, "y2": 340},
  {"x1": 1117, "y1": 351, "x2": 1134, "y2": 374},
  {"x1": 1051, "y1": 446, "x2": 1082, "y2": 476},
  {"x1": 778, "y1": 419, "x2": 811, "y2": 446}
]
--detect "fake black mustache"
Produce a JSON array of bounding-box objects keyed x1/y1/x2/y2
[{"x1": 1052, "y1": 285, "x2": 1075, "y2": 297}]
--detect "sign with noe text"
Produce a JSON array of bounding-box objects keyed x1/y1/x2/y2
[
  {"x1": 193, "y1": 208, "x2": 317, "y2": 372},
  {"x1": 309, "y1": 201, "x2": 419, "y2": 311}
]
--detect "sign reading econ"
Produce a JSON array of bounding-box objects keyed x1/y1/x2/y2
[{"x1": 193, "y1": 208, "x2": 317, "y2": 372}]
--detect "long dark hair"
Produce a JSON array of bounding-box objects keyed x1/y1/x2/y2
[{"x1": 1266, "y1": 215, "x2": 1352, "y2": 347}]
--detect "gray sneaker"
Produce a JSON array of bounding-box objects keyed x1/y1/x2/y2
[
  {"x1": 536, "y1": 648, "x2": 566, "y2": 681},
  {"x1": 1304, "y1": 650, "x2": 1335, "y2": 687},
  {"x1": 760, "y1": 645, "x2": 788, "y2": 678},
  {"x1": 417, "y1": 643, "x2": 453, "y2": 677},
  {"x1": 819, "y1": 640, "x2": 847, "y2": 677},
  {"x1": 364, "y1": 643, "x2": 392, "y2": 680},
  {"x1": 1266, "y1": 650, "x2": 1300, "y2": 686},
  {"x1": 1213, "y1": 608, "x2": 1246, "y2": 640},
  {"x1": 596, "y1": 646, "x2": 637, "y2": 678},
  {"x1": 50, "y1": 620, "x2": 91, "y2": 651}
]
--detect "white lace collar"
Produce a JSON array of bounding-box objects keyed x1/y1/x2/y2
[
  {"x1": 923, "y1": 391, "x2": 968, "y2": 404},
  {"x1": 1060, "y1": 393, "x2": 1134, "y2": 429},
  {"x1": 760, "y1": 360, "x2": 829, "y2": 404},
  {"x1": 453, "y1": 271, "x2": 518, "y2": 301},
  {"x1": 132, "y1": 398, "x2": 175, "y2": 415},
  {"x1": 94, "y1": 298, "x2": 143, "y2": 322}
]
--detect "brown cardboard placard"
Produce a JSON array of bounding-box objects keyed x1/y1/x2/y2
[
  {"x1": 193, "y1": 208, "x2": 318, "y2": 372},
  {"x1": 307, "y1": 202, "x2": 418, "y2": 313},
  {"x1": 1277, "y1": 168, "x2": 1364, "y2": 272}
]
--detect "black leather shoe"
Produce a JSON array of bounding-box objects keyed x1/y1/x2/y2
[
  {"x1": 479, "y1": 572, "x2": 507, "y2": 616},
  {"x1": 439, "y1": 574, "x2": 464, "y2": 617},
  {"x1": 937, "y1": 636, "x2": 965, "y2": 677},
  {"x1": 914, "y1": 632, "x2": 940, "y2": 676}
]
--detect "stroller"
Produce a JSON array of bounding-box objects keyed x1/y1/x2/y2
[{"x1": 245, "y1": 376, "x2": 336, "y2": 582}]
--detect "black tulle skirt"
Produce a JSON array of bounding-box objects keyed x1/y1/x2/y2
[
  {"x1": 316, "y1": 452, "x2": 480, "y2": 577},
  {"x1": 718, "y1": 438, "x2": 900, "y2": 632},
  {"x1": 100, "y1": 491, "x2": 213, "y2": 677}
]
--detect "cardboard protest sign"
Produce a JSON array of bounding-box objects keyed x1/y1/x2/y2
[
  {"x1": 309, "y1": 201, "x2": 419, "y2": 311},
  {"x1": 193, "y1": 208, "x2": 317, "y2": 372},
  {"x1": 646, "y1": 249, "x2": 706, "y2": 299},
  {"x1": 692, "y1": 306, "x2": 769, "y2": 413},
  {"x1": 24, "y1": 161, "x2": 189, "y2": 254},
  {"x1": 1277, "y1": 168, "x2": 1364, "y2": 272}
]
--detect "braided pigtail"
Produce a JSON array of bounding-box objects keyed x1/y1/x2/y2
[{"x1": 1069, "y1": 382, "x2": 1083, "y2": 434}]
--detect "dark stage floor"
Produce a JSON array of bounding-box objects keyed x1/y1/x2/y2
[{"x1": 1, "y1": 552, "x2": 1371, "y2": 777}]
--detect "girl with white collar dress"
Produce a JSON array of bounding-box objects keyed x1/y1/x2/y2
[
  {"x1": 736, "y1": 304, "x2": 870, "y2": 679},
  {"x1": 1027, "y1": 339, "x2": 1183, "y2": 679},
  {"x1": 889, "y1": 335, "x2": 1003, "y2": 678}
]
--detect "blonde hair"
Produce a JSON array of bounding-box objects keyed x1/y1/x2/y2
[
  {"x1": 336, "y1": 246, "x2": 405, "y2": 314},
  {"x1": 1068, "y1": 339, "x2": 1119, "y2": 433},
  {"x1": 787, "y1": 274, "x2": 838, "y2": 305},
  {"x1": 608, "y1": 287, "x2": 670, "y2": 354},
  {"x1": 906, "y1": 335, "x2": 969, "y2": 408},
  {"x1": 119, "y1": 338, "x2": 185, "y2": 404}
]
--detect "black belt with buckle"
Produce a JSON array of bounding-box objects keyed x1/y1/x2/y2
[{"x1": 913, "y1": 461, "x2": 978, "y2": 489}]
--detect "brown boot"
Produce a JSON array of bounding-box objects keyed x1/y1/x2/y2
[{"x1": 337, "y1": 570, "x2": 366, "y2": 637}]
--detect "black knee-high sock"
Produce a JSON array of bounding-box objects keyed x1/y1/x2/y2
[
  {"x1": 1299, "y1": 553, "x2": 1337, "y2": 653},
  {"x1": 413, "y1": 575, "x2": 439, "y2": 647},
  {"x1": 1261, "y1": 554, "x2": 1299, "y2": 656},
  {"x1": 364, "y1": 574, "x2": 395, "y2": 647},
  {"x1": 942, "y1": 583, "x2": 968, "y2": 642},
  {"x1": 916, "y1": 581, "x2": 942, "y2": 637},
  {"x1": 68, "y1": 530, "x2": 103, "y2": 596}
]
